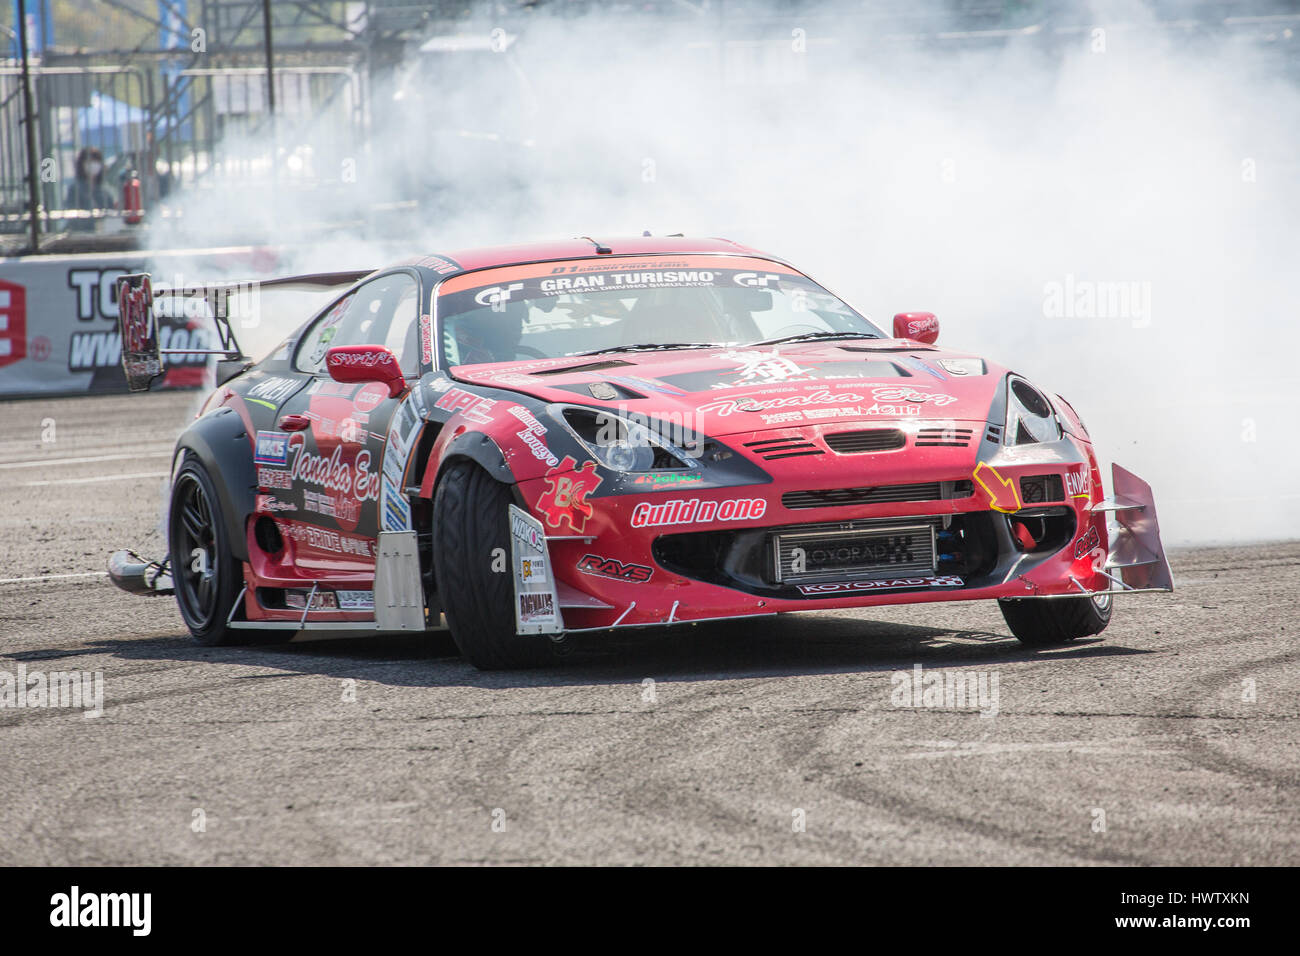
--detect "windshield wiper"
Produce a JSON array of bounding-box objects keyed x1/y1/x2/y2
[
  {"x1": 574, "y1": 342, "x2": 721, "y2": 357},
  {"x1": 748, "y1": 330, "x2": 881, "y2": 347}
]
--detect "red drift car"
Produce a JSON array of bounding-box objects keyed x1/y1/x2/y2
[{"x1": 109, "y1": 236, "x2": 1171, "y2": 668}]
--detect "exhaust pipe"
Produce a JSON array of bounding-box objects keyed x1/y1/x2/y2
[{"x1": 107, "y1": 550, "x2": 174, "y2": 596}]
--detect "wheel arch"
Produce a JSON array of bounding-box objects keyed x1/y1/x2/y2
[
  {"x1": 422, "y1": 428, "x2": 516, "y2": 497},
  {"x1": 173, "y1": 406, "x2": 257, "y2": 562}
]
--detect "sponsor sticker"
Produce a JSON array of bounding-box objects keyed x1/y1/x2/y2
[
  {"x1": 797, "y1": 575, "x2": 964, "y2": 595},
  {"x1": 536, "y1": 456, "x2": 602, "y2": 533},
  {"x1": 869, "y1": 385, "x2": 957, "y2": 406},
  {"x1": 380, "y1": 395, "x2": 423, "y2": 532},
  {"x1": 699, "y1": 389, "x2": 865, "y2": 418},
  {"x1": 287, "y1": 434, "x2": 380, "y2": 503},
  {"x1": 906, "y1": 314, "x2": 940, "y2": 338},
  {"x1": 1074, "y1": 524, "x2": 1101, "y2": 560},
  {"x1": 337, "y1": 589, "x2": 375, "y2": 611},
  {"x1": 714, "y1": 348, "x2": 817, "y2": 388},
  {"x1": 435, "y1": 386, "x2": 497, "y2": 424},
  {"x1": 307, "y1": 380, "x2": 360, "y2": 398},
  {"x1": 255, "y1": 494, "x2": 297, "y2": 513},
  {"x1": 507, "y1": 405, "x2": 559, "y2": 467},
  {"x1": 1065, "y1": 466, "x2": 1090, "y2": 498},
  {"x1": 762, "y1": 411, "x2": 805, "y2": 424},
  {"x1": 285, "y1": 589, "x2": 339, "y2": 610},
  {"x1": 303, "y1": 489, "x2": 359, "y2": 523},
  {"x1": 257, "y1": 466, "x2": 293, "y2": 489},
  {"x1": 247, "y1": 376, "x2": 299, "y2": 405},
  {"x1": 254, "y1": 430, "x2": 291, "y2": 466},
  {"x1": 280, "y1": 520, "x2": 375, "y2": 558},
  {"x1": 509, "y1": 505, "x2": 562, "y2": 635},
  {"x1": 353, "y1": 381, "x2": 389, "y2": 413},
  {"x1": 577, "y1": 554, "x2": 653, "y2": 583},
  {"x1": 630, "y1": 497, "x2": 766, "y2": 528},
  {"x1": 519, "y1": 555, "x2": 547, "y2": 584},
  {"x1": 630, "y1": 472, "x2": 702, "y2": 487}
]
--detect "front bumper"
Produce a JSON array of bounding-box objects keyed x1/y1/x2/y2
[{"x1": 515, "y1": 449, "x2": 1173, "y2": 634}]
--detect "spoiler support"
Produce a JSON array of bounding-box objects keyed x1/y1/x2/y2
[{"x1": 115, "y1": 269, "x2": 375, "y2": 391}]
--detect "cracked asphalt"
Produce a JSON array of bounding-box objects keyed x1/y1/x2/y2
[{"x1": 1, "y1": 392, "x2": 1296, "y2": 865}]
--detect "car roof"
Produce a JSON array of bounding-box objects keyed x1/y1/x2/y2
[{"x1": 395, "y1": 235, "x2": 774, "y2": 277}]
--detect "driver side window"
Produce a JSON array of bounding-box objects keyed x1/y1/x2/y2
[{"x1": 296, "y1": 272, "x2": 420, "y2": 375}]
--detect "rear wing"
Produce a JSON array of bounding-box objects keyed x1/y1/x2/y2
[{"x1": 116, "y1": 270, "x2": 375, "y2": 391}]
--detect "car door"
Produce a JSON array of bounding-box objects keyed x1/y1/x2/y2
[{"x1": 277, "y1": 270, "x2": 423, "y2": 577}]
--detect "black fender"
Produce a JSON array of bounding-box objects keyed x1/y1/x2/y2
[
  {"x1": 172, "y1": 405, "x2": 257, "y2": 562},
  {"x1": 435, "y1": 429, "x2": 514, "y2": 487}
]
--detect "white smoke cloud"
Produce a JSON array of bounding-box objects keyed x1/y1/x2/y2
[{"x1": 152, "y1": 1, "x2": 1300, "y2": 545}]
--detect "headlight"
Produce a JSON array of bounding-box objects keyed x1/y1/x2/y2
[
  {"x1": 555, "y1": 405, "x2": 696, "y2": 473},
  {"x1": 1004, "y1": 376, "x2": 1062, "y2": 445}
]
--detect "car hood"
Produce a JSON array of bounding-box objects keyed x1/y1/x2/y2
[{"x1": 450, "y1": 341, "x2": 1008, "y2": 437}]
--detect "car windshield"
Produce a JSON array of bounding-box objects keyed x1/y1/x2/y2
[{"x1": 435, "y1": 255, "x2": 883, "y2": 365}]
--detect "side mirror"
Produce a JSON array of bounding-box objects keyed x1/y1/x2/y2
[
  {"x1": 892, "y1": 311, "x2": 939, "y2": 345},
  {"x1": 325, "y1": 344, "x2": 406, "y2": 397},
  {"x1": 117, "y1": 273, "x2": 163, "y2": 391}
]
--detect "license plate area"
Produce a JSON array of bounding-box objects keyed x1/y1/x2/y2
[{"x1": 772, "y1": 523, "x2": 936, "y2": 584}]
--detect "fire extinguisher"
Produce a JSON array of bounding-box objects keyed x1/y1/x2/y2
[{"x1": 122, "y1": 169, "x2": 143, "y2": 225}]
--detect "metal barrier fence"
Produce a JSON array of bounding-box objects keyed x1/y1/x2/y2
[
  {"x1": 164, "y1": 67, "x2": 363, "y2": 192},
  {"x1": 0, "y1": 65, "x2": 153, "y2": 234},
  {"x1": 0, "y1": 61, "x2": 364, "y2": 242}
]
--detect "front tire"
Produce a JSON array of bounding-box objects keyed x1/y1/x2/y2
[
  {"x1": 999, "y1": 593, "x2": 1112, "y2": 646},
  {"x1": 431, "y1": 461, "x2": 554, "y2": 669},
  {"x1": 169, "y1": 455, "x2": 244, "y2": 645}
]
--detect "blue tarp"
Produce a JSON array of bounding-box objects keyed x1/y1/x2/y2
[{"x1": 76, "y1": 92, "x2": 149, "y2": 152}]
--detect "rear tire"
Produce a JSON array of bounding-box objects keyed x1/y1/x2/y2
[
  {"x1": 169, "y1": 455, "x2": 244, "y2": 646},
  {"x1": 999, "y1": 593, "x2": 1112, "y2": 646},
  {"x1": 431, "y1": 461, "x2": 554, "y2": 669}
]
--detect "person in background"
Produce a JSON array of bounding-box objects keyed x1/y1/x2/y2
[{"x1": 65, "y1": 147, "x2": 116, "y2": 231}]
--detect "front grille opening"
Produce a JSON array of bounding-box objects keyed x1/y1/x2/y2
[
  {"x1": 653, "y1": 530, "x2": 742, "y2": 586},
  {"x1": 255, "y1": 587, "x2": 338, "y2": 611},
  {"x1": 1007, "y1": 509, "x2": 1075, "y2": 554},
  {"x1": 1019, "y1": 473, "x2": 1065, "y2": 504},
  {"x1": 654, "y1": 512, "x2": 1004, "y2": 597},
  {"x1": 254, "y1": 516, "x2": 283, "y2": 554},
  {"x1": 782, "y1": 479, "x2": 972, "y2": 510},
  {"x1": 824, "y1": 429, "x2": 905, "y2": 454},
  {"x1": 743, "y1": 436, "x2": 823, "y2": 460}
]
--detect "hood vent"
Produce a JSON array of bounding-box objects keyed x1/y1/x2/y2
[
  {"x1": 840, "y1": 345, "x2": 937, "y2": 353},
  {"x1": 551, "y1": 380, "x2": 647, "y2": 401},
  {"x1": 916, "y1": 427, "x2": 974, "y2": 448},
  {"x1": 532, "y1": 359, "x2": 635, "y2": 377},
  {"x1": 825, "y1": 429, "x2": 906, "y2": 454},
  {"x1": 743, "y1": 436, "x2": 824, "y2": 461}
]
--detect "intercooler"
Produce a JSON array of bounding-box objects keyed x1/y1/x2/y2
[{"x1": 771, "y1": 522, "x2": 938, "y2": 584}]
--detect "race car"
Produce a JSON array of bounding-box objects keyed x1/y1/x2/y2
[{"x1": 108, "y1": 236, "x2": 1172, "y2": 668}]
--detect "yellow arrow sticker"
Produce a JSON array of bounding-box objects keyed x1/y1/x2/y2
[{"x1": 974, "y1": 462, "x2": 1022, "y2": 513}]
